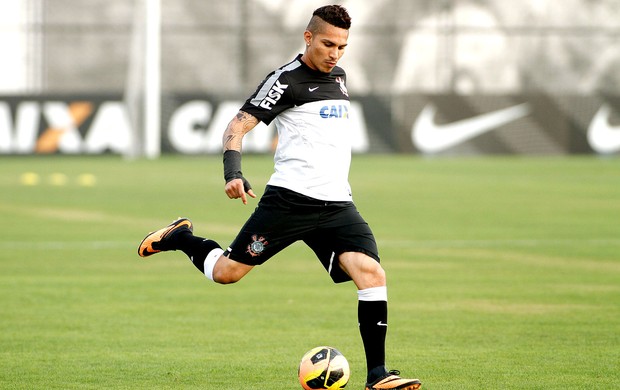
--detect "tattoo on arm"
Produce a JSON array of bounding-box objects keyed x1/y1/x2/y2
[{"x1": 223, "y1": 111, "x2": 259, "y2": 151}]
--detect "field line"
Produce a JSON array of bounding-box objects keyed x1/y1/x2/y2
[
  {"x1": 0, "y1": 240, "x2": 135, "y2": 250},
  {"x1": 379, "y1": 238, "x2": 620, "y2": 248}
]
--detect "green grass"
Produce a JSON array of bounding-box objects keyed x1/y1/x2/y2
[{"x1": 0, "y1": 155, "x2": 619, "y2": 389}]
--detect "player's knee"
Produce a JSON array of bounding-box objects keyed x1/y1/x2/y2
[
  {"x1": 370, "y1": 262, "x2": 386, "y2": 285},
  {"x1": 213, "y1": 275, "x2": 239, "y2": 285},
  {"x1": 339, "y1": 252, "x2": 386, "y2": 288},
  {"x1": 212, "y1": 268, "x2": 242, "y2": 284},
  {"x1": 355, "y1": 257, "x2": 385, "y2": 287},
  {"x1": 211, "y1": 259, "x2": 252, "y2": 284}
]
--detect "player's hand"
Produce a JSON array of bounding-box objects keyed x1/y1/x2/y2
[{"x1": 224, "y1": 177, "x2": 256, "y2": 205}]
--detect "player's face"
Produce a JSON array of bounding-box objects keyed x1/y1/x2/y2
[{"x1": 302, "y1": 23, "x2": 349, "y2": 73}]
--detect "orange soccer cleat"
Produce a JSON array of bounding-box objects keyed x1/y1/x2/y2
[{"x1": 138, "y1": 218, "x2": 193, "y2": 257}]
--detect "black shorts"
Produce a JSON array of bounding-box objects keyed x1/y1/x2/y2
[{"x1": 223, "y1": 185, "x2": 380, "y2": 283}]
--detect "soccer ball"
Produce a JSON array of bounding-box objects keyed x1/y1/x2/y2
[{"x1": 298, "y1": 346, "x2": 350, "y2": 390}]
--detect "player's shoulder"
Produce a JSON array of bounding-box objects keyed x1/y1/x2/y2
[
  {"x1": 266, "y1": 55, "x2": 304, "y2": 80},
  {"x1": 276, "y1": 56, "x2": 304, "y2": 75},
  {"x1": 250, "y1": 56, "x2": 303, "y2": 94}
]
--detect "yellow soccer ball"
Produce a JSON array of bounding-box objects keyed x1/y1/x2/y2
[{"x1": 298, "y1": 346, "x2": 350, "y2": 390}]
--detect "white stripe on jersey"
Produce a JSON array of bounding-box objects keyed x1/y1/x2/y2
[{"x1": 250, "y1": 60, "x2": 301, "y2": 107}]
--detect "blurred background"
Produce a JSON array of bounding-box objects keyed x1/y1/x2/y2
[{"x1": 1, "y1": 0, "x2": 619, "y2": 156}]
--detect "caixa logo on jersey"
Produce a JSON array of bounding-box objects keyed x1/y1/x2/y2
[
  {"x1": 259, "y1": 80, "x2": 289, "y2": 110},
  {"x1": 320, "y1": 104, "x2": 349, "y2": 119}
]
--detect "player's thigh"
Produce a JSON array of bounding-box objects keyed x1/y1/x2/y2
[{"x1": 304, "y1": 202, "x2": 381, "y2": 284}]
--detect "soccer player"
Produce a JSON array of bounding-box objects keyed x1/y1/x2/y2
[{"x1": 138, "y1": 5, "x2": 422, "y2": 390}]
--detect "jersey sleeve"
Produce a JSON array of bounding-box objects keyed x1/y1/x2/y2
[{"x1": 240, "y1": 71, "x2": 294, "y2": 125}]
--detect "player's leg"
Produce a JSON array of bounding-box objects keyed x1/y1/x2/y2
[
  {"x1": 306, "y1": 199, "x2": 422, "y2": 389},
  {"x1": 138, "y1": 217, "x2": 253, "y2": 284},
  {"x1": 137, "y1": 187, "x2": 302, "y2": 284},
  {"x1": 338, "y1": 252, "x2": 389, "y2": 382},
  {"x1": 164, "y1": 230, "x2": 253, "y2": 284},
  {"x1": 339, "y1": 252, "x2": 422, "y2": 390}
]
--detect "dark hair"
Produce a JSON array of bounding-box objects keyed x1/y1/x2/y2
[{"x1": 307, "y1": 5, "x2": 351, "y2": 32}]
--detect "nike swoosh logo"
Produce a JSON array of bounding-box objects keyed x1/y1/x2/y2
[
  {"x1": 309, "y1": 87, "x2": 319, "y2": 92},
  {"x1": 412, "y1": 103, "x2": 531, "y2": 153},
  {"x1": 377, "y1": 321, "x2": 388, "y2": 327},
  {"x1": 142, "y1": 247, "x2": 159, "y2": 256},
  {"x1": 587, "y1": 104, "x2": 620, "y2": 154}
]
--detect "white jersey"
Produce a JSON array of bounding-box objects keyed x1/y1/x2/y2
[{"x1": 240, "y1": 54, "x2": 353, "y2": 201}]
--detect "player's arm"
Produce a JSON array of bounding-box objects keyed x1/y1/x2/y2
[{"x1": 222, "y1": 110, "x2": 259, "y2": 205}]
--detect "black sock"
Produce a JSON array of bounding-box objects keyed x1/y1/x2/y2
[
  {"x1": 358, "y1": 300, "x2": 388, "y2": 383},
  {"x1": 173, "y1": 230, "x2": 221, "y2": 273}
]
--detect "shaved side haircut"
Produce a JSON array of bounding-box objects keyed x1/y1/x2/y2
[{"x1": 306, "y1": 4, "x2": 352, "y2": 33}]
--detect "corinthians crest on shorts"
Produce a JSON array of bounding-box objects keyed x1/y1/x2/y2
[{"x1": 247, "y1": 234, "x2": 269, "y2": 257}]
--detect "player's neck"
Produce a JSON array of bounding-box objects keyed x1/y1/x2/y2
[{"x1": 300, "y1": 53, "x2": 317, "y2": 71}]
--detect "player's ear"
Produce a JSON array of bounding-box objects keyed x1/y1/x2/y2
[{"x1": 303, "y1": 30, "x2": 312, "y2": 47}]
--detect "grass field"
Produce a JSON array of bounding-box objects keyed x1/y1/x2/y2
[{"x1": 1, "y1": 155, "x2": 619, "y2": 389}]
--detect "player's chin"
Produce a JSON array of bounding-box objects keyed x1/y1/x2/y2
[{"x1": 321, "y1": 63, "x2": 337, "y2": 73}]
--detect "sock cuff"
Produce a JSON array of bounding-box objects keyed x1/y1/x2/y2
[
  {"x1": 357, "y1": 286, "x2": 388, "y2": 302},
  {"x1": 203, "y1": 248, "x2": 224, "y2": 281}
]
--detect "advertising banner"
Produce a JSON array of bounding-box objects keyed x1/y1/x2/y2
[
  {"x1": 0, "y1": 94, "x2": 618, "y2": 155},
  {"x1": 0, "y1": 95, "x2": 130, "y2": 155},
  {"x1": 393, "y1": 94, "x2": 620, "y2": 155}
]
